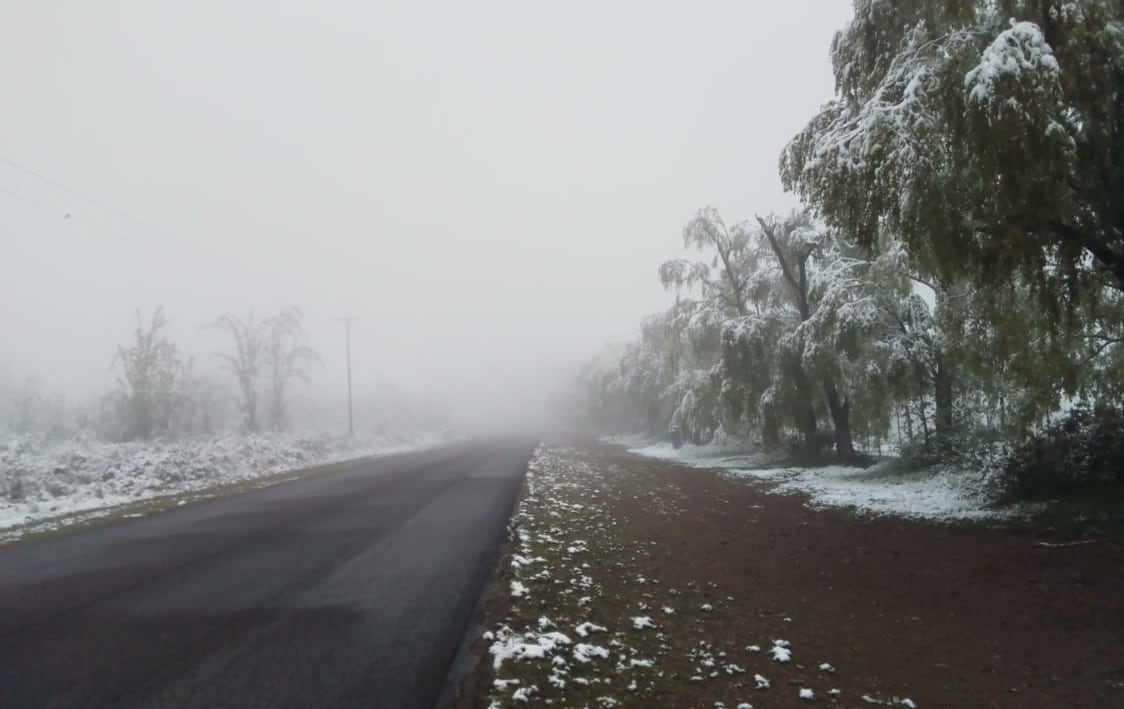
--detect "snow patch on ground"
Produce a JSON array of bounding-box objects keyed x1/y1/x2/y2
[
  {"x1": 615, "y1": 437, "x2": 777, "y2": 470},
  {"x1": 624, "y1": 439, "x2": 1008, "y2": 521},
  {"x1": 0, "y1": 430, "x2": 448, "y2": 534},
  {"x1": 729, "y1": 463, "x2": 1005, "y2": 521}
]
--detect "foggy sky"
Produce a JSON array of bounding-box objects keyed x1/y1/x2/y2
[{"x1": 1, "y1": 1, "x2": 852, "y2": 430}]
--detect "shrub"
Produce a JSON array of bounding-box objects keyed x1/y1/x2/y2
[
  {"x1": 899, "y1": 425, "x2": 1008, "y2": 471},
  {"x1": 1000, "y1": 406, "x2": 1124, "y2": 503}
]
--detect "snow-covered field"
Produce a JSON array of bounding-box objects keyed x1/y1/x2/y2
[
  {"x1": 0, "y1": 430, "x2": 448, "y2": 535},
  {"x1": 621, "y1": 439, "x2": 1009, "y2": 522}
]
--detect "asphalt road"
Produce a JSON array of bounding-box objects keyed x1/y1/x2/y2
[{"x1": 0, "y1": 439, "x2": 534, "y2": 709}]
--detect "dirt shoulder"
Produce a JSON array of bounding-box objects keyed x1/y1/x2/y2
[{"x1": 453, "y1": 441, "x2": 1124, "y2": 708}]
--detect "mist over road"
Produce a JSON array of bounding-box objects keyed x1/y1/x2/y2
[{"x1": 0, "y1": 440, "x2": 534, "y2": 709}]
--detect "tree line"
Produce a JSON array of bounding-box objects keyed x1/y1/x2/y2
[
  {"x1": 580, "y1": 0, "x2": 1124, "y2": 468},
  {"x1": 108, "y1": 306, "x2": 322, "y2": 441}
]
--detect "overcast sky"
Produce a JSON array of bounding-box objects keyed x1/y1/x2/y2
[{"x1": 1, "y1": 0, "x2": 852, "y2": 429}]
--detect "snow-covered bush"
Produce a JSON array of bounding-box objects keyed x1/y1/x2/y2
[
  {"x1": 0, "y1": 430, "x2": 445, "y2": 530},
  {"x1": 999, "y1": 406, "x2": 1124, "y2": 502}
]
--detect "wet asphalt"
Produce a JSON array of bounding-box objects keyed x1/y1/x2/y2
[{"x1": 0, "y1": 438, "x2": 534, "y2": 709}]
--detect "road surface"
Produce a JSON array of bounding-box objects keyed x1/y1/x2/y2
[{"x1": 0, "y1": 439, "x2": 534, "y2": 709}]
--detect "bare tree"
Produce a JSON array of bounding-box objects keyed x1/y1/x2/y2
[
  {"x1": 262, "y1": 306, "x2": 322, "y2": 431},
  {"x1": 10, "y1": 377, "x2": 42, "y2": 435},
  {"x1": 209, "y1": 311, "x2": 265, "y2": 433},
  {"x1": 112, "y1": 308, "x2": 181, "y2": 440}
]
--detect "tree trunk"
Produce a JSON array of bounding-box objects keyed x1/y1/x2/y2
[
  {"x1": 791, "y1": 361, "x2": 820, "y2": 455},
  {"x1": 913, "y1": 364, "x2": 931, "y2": 450},
  {"x1": 917, "y1": 397, "x2": 930, "y2": 449},
  {"x1": 933, "y1": 354, "x2": 953, "y2": 436},
  {"x1": 823, "y1": 380, "x2": 856, "y2": 463},
  {"x1": 762, "y1": 408, "x2": 781, "y2": 449}
]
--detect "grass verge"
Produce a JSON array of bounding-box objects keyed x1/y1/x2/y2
[{"x1": 458, "y1": 444, "x2": 915, "y2": 708}]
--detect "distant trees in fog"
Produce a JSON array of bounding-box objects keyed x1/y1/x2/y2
[
  {"x1": 209, "y1": 307, "x2": 321, "y2": 434},
  {"x1": 0, "y1": 306, "x2": 324, "y2": 442},
  {"x1": 208, "y1": 311, "x2": 266, "y2": 434},
  {"x1": 111, "y1": 308, "x2": 186, "y2": 441},
  {"x1": 1, "y1": 305, "x2": 455, "y2": 445},
  {"x1": 262, "y1": 307, "x2": 322, "y2": 432}
]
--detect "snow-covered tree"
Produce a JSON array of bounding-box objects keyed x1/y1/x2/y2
[
  {"x1": 168, "y1": 363, "x2": 235, "y2": 437},
  {"x1": 209, "y1": 311, "x2": 265, "y2": 433},
  {"x1": 262, "y1": 306, "x2": 322, "y2": 432},
  {"x1": 7, "y1": 377, "x2": 42, "y2": 435},
  {"x1": 111, "y1": 308, "x2": 184, "y2": 440},
  {"x1": 781, "y1": 0, "x2": 1124, "y2": 412},
  {"x1": 659, "y1": 208, "x2": 765, "y2": 441},
  {"x1": 597, "y1": 207, "x2": 938, "y2": 461},
  {"x1": 209, "y1": 307, "x2": 321, "y2": 434}
]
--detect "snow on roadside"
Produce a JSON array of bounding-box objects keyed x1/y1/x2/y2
[
  {"x1": 732, "y1": 463, "x2": 1005, "y2": 521},
  {"x1": 484, "y1": 445, "x2": 665, "y2": 706},
  {"x1": 611, "y1": 437, "x2": 777, "y2": 470},
  {"x1": 479, "y1": 444, "x2": 925, "y2": 708},
  {"x1": 0, "y1": 430, "x2": 448, "y2": 533},
  {"x1": 624, "y1": 440, "x2": 1007, "y2": 522}
]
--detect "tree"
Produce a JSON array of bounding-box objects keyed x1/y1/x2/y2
[
  {"x1": 582, "y1": 205, "x2": 932, "y2": 463},
  {"x1": 753, "y1": 212, "x2": 836, "y2": 456},
  {"x1": 660, "y1": 208, "x2": 768, "y2": 442},
  {"x1": 168, "y1": 362, "x2": 233, "y2": 437},
  {"x1": 9, "y1": 377, "x2": 42, "y2": 435},
  {"x1": 111, "y1": 308, "x2": 182, "y2": 440},
  {"x1": 781, "y1": 0, "x2": 1124, "y2": 407},
  {"x1": 209, "y1": 311, "x2": 265, "y2": 433},
  {"x1": 262, "y1": 306, "x2": 322, "y2": 431}
]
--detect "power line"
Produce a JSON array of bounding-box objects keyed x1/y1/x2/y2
[
  {"x1": 0, "y1": 185, "x2": 132, "y2": 245},
  {"x1": 0, "y1": 155, "x2": 199, "y2": 254},
  {"x1": 0, "y1": 185, "x2": 61, "y2": 216},
  {"x1": 0, "y1": 155, "x2": 154, "y2": 234}
]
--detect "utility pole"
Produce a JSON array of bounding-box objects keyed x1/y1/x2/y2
[{"x1": 335, "y1": 317, "x2": 359, "y2": 437}]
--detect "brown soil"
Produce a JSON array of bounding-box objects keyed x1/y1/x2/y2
[{"x1": 453, "y1": 441, "x2": 1124, "y2": 708}]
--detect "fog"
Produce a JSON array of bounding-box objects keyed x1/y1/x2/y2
[{"x1": 1, "y1": 1, "x2": 851, "y2": 435}]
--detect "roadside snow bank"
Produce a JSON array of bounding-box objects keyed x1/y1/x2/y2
[
  {"x1": 0, "y1": 431, "x2": 446, "y2": 531},
  {"x1": 625, "y1": 441, "x2": 1006, "y2": 522}
]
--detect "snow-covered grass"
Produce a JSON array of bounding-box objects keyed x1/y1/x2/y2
[
  {"x1": 624, "y1": 439, "x2": 1010, "y2": 522},
  {"x1": 728, "y1": 462, "x2": 1006, "y2": 521},
  {"x1": 0, "y1": 430, "x2": 447, "y2": 536},
  {"x1": 482, "y1": 445, "x2": 677, "y2": 706}
]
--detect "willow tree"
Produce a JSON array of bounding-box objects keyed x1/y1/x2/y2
[
  {"x1": 659, "y1": 207, "x2": 761, "y2": 440},
  {"x1": 665, "y1": 207, "x2": 912, "y2": 461},
  {"x1": 660, "y1": 208, "x2": 802, "y2": 445},
  {"x1": 782, "y1": 0, "x2": 1124, "y2": 415}
]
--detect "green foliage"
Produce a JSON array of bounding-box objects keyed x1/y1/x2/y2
[
  {"x1": 1000, "y1": 405, "x2": 1124, "y2": 502},
  {"x1": 789, "y1": 1, "x2": 1124, "y2": 281},
  {"x1": 583, "y1": 208, "x2": 929, "y2": 461},
  {"x1": 770, "y1": 0, "x2": 1124, "y2": 462},
  {"x1": 582, "y1": 0, "x2": 1124, "y2": 481}
]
